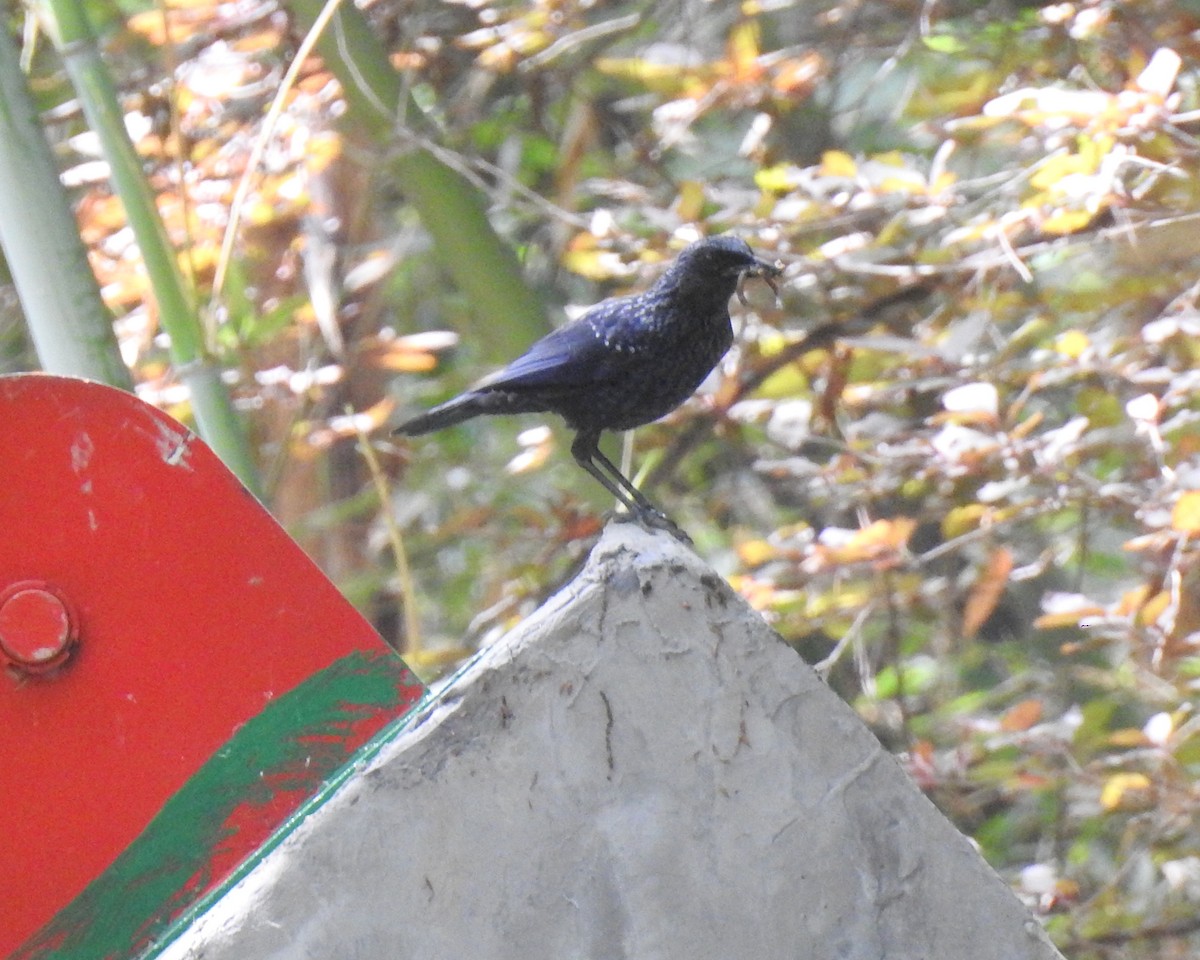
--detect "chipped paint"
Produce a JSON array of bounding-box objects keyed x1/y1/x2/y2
[
  {"x1": 70, "y1": 432, "x2": 94, "y2": 475},
  {"x1": 154, "y1": 420, "x2": 195, "y2": 471}
]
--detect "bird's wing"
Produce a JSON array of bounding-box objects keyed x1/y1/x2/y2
[{"x1": 475, "y1": 300, "x2": 632, "y2": 393}]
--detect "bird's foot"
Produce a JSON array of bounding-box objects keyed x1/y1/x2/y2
[{"x1": 611, "y1": 507, "x2": 694, "y2": 547}]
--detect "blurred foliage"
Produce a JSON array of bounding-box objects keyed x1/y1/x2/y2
[{"x1": 9, "y1": 0, "x2": 1200, "y2": 953}]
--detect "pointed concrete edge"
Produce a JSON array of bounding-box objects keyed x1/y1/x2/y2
[{"x1": 157, "y1": 523, "x2": 1065, "y2": 960}]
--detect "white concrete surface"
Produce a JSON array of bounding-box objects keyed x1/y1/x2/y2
[{"x1": 158, "y1": 523, "x2": 1064, "y2": 960}]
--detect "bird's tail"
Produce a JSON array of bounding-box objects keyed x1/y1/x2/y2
[{"x1": 393, "y1": 392, "x2": 487, "y2": 436}]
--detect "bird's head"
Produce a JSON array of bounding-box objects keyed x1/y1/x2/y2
[{"x1": 670, "y1": 235, "x2": 784, "y2": 303}]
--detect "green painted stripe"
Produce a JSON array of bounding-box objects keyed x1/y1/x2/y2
[
  {"x1": 15, "y1": 650, "x2": 425, "y2": 960},
  {"x1": 140, "y1": 684, "x2": 438, "y2": 960}
]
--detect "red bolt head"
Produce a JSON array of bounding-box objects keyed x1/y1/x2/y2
[{"x1": 0, "y1": 581, "x2": 78, "y2": 676}]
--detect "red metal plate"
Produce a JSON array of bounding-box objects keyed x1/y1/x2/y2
[{"x1": 0, "y1": 374, "x2": 421, "y2": 957}]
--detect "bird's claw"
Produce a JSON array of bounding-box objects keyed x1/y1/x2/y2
[{"x1": 611, "y1": 507, "x2": 694, "y2": 547}]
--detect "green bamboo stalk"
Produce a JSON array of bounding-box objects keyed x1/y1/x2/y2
[
  {"x1": 33, "y1": 0, "x2": 263, "y2": 496},
  {"x1": 0, "y1": 25, "x2": 131, "y2": 389},
  {"x1": 287, "y1": 0, "x2": 549, "y2": 360}
]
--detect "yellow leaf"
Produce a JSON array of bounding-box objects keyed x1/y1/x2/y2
[
  {"x1": 1055, "y1": 329, "x2": 1090, "y2": 358},
  {"x1": 754, "y1": 364, "x2": 809, "y2": 400},
  {"x1": 1040, "y1": 207, "x2": 1097, "y2": 236},
  {"x1": 819, "y1": 518, "x2": 916, "y2": 565},
  {"x1": 1171, "y1": 491, "x2": 1200, "y2": 534},
  {"x1": 479, "y1": 45, "x2": 520, "y2": 72},
  {"x1": 942, "y1": 504, "x2": 987, "y2": 540},
  {"x1": 1108, "y1": 728, "x2": 1149, "y2": 748},
  {"x1": 737, "y1": 539, "x2": 778, "y2": 567},
  {"x1": 755, "y1": 164, "x2": 801, "y2": 193},
  {"x1": 879, "y1": 173, "x2": 928, "y2": 195},
  {"x1": 1029, "y1": 152, "x2": 1098, "y2": 190},
  {"x1": 1114, "y1": 584, "x2": 1154, "y2": 615},
  {"x1": 1136, "y1": 590, "x2": 1171, "y2": 627},
  {"x1": 930, "y1": 170, "x2": 958, "y2": 193},
  {"x1": 920, "y1": 71, "x2": 995, "y2": 115},
  {"x1": 1033, "y1": 611, "x2": 1089, "y2": 630},
  {"x1": 820, "y1": 150, "x2": 857, "y2": 178},
  {"x1": 1100, "y1": 772, "x2": 1152, "y2": 812},
  {"x1": 246, "y1": 199, "x2": 280, "y2": 226},
  {"x1": 726, "y1": 20, "x2": 760, "y2": 78},
  {"x1": 561, "y1": 247, "x2": 629, "y2": 281},
  {"x1": 675, "y1": 180, "x2": 706, "y2": 222},
  {"x1": 593, "y1": 57, "x2": 706, "y2": 96},
  {"x1": 304, "y1": 131, "x2": 342, "y2": 176}
]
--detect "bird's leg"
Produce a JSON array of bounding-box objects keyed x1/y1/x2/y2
[
  {"x1": 569, "y1": 431, "x2": 648, "y2": 514},
  {"x1": 588, "y1": 444, "x2": 661, "y2": 515},
  {"x1": 570, "y1": 432, "x2": 692, "y2": 545}
]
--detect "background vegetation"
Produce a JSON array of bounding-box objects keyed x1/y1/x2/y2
[{"x1": 6, "y1": 0, "x2": 1200, "y2": 954}]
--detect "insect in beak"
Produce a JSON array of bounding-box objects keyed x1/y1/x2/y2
[{"x1": 736, "y1": 258, "x2": 784, "y2": 306}]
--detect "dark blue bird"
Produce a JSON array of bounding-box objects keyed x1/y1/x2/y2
[{"x1": 394, "y1": 235, "x2": 782, "y2": 537}]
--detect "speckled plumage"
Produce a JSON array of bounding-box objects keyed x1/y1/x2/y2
[{"x1": 395, "y1": 235, "x2": 782, "y2": 536}]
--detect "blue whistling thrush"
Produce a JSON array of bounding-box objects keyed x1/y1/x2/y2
[{"x1": 393, "y1": 235, "x2": 783, "y2": 541}]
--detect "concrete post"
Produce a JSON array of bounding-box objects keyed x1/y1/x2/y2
[{"x1": 158, "y1": 524, "x2": 1064, "y2": 960}]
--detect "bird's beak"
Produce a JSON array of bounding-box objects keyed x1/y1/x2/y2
[{"x1": 737, "y1": 257, "x2": 784, "y2": 306}]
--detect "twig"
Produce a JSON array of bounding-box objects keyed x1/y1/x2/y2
[
  {"x1": 814, "y1": 600, "x2": 876, "y2": 676},
  {"x1": 519, "y1": 13, "x2": 641, "y2": 71},
  {"x1": 209, "y1": 0, "x2": 346, "y2": 319},
  {"x1": 350, "y1": 409, "x2": 422, "y2": 656}
]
